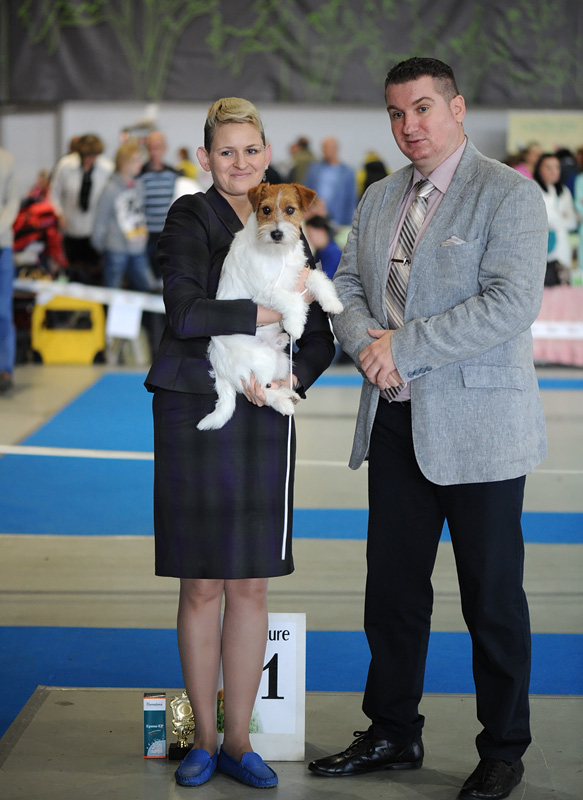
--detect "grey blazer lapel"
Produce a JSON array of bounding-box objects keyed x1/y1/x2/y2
[{"x1": 406, "y1": 143, "x2": 480, "y2": 306}]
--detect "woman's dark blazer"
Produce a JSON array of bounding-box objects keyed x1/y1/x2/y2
[{"x1": 145, "y1": 185, "x2": 335, "y2": 395}]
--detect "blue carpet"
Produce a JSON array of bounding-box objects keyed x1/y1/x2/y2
[
  {"x1": 0, "y1": 455, "x2": 155, "y2": 536},
  {"x1": 0, "y1": 457, "x2": 580, "y2": 543},
  {"x1": 17, "y1": 372, "x2": 583, "y2": 453},
  {"x1": 0, "y1": 626, "x2": 580, "y2": 739},
  {"x1": 294, "y1": 509, "x2": 583, "y2": 544},
  {"x1": 0, "y1": 458, "x2": 580, "y2": 543},
  {"x1": 23, "y1": 373, "x2": 154, "y2": 452}
]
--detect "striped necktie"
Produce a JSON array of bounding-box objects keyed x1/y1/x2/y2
[{"x1": 382, "y1": 178, "x2": 434, "y2": 401}]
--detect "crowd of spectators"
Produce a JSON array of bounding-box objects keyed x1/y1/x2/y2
[{"x1": 507, "y1": 142, "x2": 583, "y2": 286}]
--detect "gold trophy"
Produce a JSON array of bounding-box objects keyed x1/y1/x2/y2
[{"x1": 168, "y1": 691, "x2": 195, "y2": 760}]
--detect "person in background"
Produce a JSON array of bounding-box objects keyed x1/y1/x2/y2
[
  {"x1": 574, "y1": 146, "x2": 583, "y2": 273},
  {"x1": 139, "y1": 131, "x2": 178, "y2": 280},
  {"x1": 0, "y1": 147, "x2": 18, "y2": 395},
  {"x1": 27, "y1": 169, "x2": 51, "y2": 202},
  {"x1": 304, "y1": 137, "x2": 357, "y2": 226},
  {"x1": 176, "y1": 146, "x2": 198, "y2": 180},
  {"x1": 304, "y1": 215, "x2": 342, "y2": 280},
  {"x1": 145, "y1": 96, "x2": 334, "y2": 789},
  {"x1": 533, "y1": 152, "x2": 578, "y2": 282},
  {"x1": 513, "y1": 141, "x2": 543, "y2": 179},
  {"x1": 49, "y1": 134, "x2": 113, "y2": 284},
  {"x1": 287, "y1": 136, "x2": 315, "y2": 185},
  {"x1": 555, "y1": 147, "x2": 578, "y2": 196},
  {"x1": 13, "y1": 170, "x2": 68, "y2": 278},
  {"x1": 309, "y1": 57, "x2": 547, "y2": 800},
  {"x1": 264, "y1": 159, "x2": 284, "y2": 184},
  {"x1": 356, "y1": 151, "x2": 390, "y2": 198},
  {"x1": 91, "y1": 141, "x2": 155, "y2": 292}
]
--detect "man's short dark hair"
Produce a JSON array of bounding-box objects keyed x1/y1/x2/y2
[{"x1": 385, "y1": 57, "x2": 459, "y2": 102}]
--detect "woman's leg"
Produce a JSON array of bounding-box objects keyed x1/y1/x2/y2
[
  {"x1": 221, "y1": 578, "x2": 269, "y2": 759},
  {"x1": 177, "y1": 578, "x2": 224, "y2": 754}
]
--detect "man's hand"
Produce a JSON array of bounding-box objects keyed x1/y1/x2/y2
[{"x1": 359, "y1": 328, "x2": 403, "y2": 389}]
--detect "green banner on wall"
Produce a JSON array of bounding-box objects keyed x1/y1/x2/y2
[{"x1": 1, "y1": 0, "x2": 582, "y2": 107}]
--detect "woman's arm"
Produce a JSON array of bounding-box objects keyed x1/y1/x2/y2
[{"x1": 158, "y1": 195, "x2": 257, "y2": 340}]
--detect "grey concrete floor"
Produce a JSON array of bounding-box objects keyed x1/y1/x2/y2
[{"x1": 0, "y1": 361, "x2": 582, "y2": 799}]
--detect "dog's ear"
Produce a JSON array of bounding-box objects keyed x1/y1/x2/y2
[
  {"x1": 247, "y1": 183, "x2": 269, "y2": 211},
  {"x1": 292, "y1": 184, "x2": 317, "y2": 212}
]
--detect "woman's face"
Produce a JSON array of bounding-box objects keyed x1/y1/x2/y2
[
  {"x1": 525, "y1": 144, "x2": 542, "y2": 168},
  {"x1": 197, "y1": 122, "x2": 270, "y2": 203},
  {"x1": 539, "y1": 157, "x2": 560, "y2": 187},
  {"x1": 120, "y1": 152, "x2": 143, "y2": 179}
]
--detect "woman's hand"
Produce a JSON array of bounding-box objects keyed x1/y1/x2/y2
[
  {"x1": 295, "y1": 266, "x2": 315, "y2": 304},
  {"x1": 241, "y1": 374, "x2": 268, "y2": 405},
  {"x1": 241, "y1": 374, "x2": 299, "y2": 406},
  {"x1": 257, "y1": 305, "x2": 282, "y2": 326}
]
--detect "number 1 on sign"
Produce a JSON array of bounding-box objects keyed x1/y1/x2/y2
[{"x1": 262, "y1": 653, "x2": 284, "y2": 699}]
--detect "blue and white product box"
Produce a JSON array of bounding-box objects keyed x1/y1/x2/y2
[{"x1": 143, "y1": 693, "x2": 166, "y2": 758}]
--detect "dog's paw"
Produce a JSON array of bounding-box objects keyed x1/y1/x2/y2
[
  {"x1": 282, "y1": 312, "x2": 306, "y2": 340},
  {"x1": 265, "y1": 388, "x2": 300, "y2": 416},
  {"x1": 322, "y1": 297, "x2": 344, "y2": 315}
]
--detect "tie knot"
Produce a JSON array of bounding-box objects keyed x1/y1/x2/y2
[{"x1": 415, "y1": 179, "x2": 434, "y2": 199}]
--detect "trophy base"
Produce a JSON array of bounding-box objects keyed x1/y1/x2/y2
[{"x1": 168, "y1": 742, "x2": 193, "y2": 761}]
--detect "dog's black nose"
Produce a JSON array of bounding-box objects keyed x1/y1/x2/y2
[{"x1": 270, "y1": 229, "x2": 284, "y2": 242}]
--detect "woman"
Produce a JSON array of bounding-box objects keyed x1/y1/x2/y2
[
  {"x1": 145, "y1": 98, "x2": 334, "y2": 788},
  {"x1": 574, "y1": 146, "x2": 583, "y2": 274},
  {"x1": 49, "y1": 133, "x2": 113, "y2": 284},
  {"x1": 91, "y1": 140, "x2": 155, "y2": 292},
  {"x1": 533, "y1": 153, "x2": 577, "y2": 284},
  {"x1": 514, "y1": 140, "x2": 542, "y2": 179}
]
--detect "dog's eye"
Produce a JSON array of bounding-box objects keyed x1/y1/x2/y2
[
  {"x1": 285, "y1": 206, "x2": 295, "y2": 215},
  {"x1": 261, "y1": 205, "x2": 271, "y2": 215}
]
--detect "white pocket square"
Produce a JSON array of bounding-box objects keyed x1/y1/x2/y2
[{"x1": 441, "y1": 235, "x2": 466, "y2": 246}]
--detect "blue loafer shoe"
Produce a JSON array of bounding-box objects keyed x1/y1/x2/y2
[
  {"x1": 175, "y1": 747, "x2": 218, "y2": 786},
  {"x1": 217, "y1": 748, "x2": 278, "y2": 788}
]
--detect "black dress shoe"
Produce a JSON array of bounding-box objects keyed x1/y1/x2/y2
[
  {"x1": 308, "y1": 729, "x2": 423, "y2": 776},
  {"x1": 458, "y1": 758, "x2": 524, "y2": 800}
]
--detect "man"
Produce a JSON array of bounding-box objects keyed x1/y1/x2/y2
[
  {"x1": 0, "y1": 147, "x2": 19, "y2": 394},
  {"x1": 308, "y1": 58, "x2": 548, "y2": 800},
  {"x1": 304, "y1": 136, "x2": 357, "y2": 226},
  {"x1": 139, "y1": 131, "x2": 178, "y2": 280}
]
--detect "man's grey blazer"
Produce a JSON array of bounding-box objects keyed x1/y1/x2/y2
[{"x1": 332, "y1": 140, "x2": 548, "y2": 485}]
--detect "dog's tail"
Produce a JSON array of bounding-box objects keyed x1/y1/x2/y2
[{"x1": 197, "y1": 377, "x2": 237, "y2": 431}]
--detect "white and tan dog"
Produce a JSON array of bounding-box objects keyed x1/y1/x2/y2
[{"x1": 197, "y1": 182, "x2": 343, "y2": 431}]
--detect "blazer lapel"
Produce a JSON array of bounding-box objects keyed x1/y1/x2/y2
[
  {"x1": 406, "y1": 142, "x2": 481, "y2": 307},
  {"x1": 205, "y1": 184, "x2": 244, "y2": 237}
]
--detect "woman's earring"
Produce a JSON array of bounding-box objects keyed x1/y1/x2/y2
[{"x1": 263, "y1": 171, "x2": 267, "y2": 182}]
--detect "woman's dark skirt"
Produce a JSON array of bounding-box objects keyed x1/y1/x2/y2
[{"x1": 152, "y1": 388, "x2": 295, "y2": 579}]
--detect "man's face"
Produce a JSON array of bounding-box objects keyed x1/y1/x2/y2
[
  {"x1": 147, "y1": 134, "x2": 166, "y2": 167},
  {"x1": 322, "y1": 138, "x2": 338, "y2": 164},
  {"x1": 385, "y1": 75, "x2": 466, "y2": 175}
]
